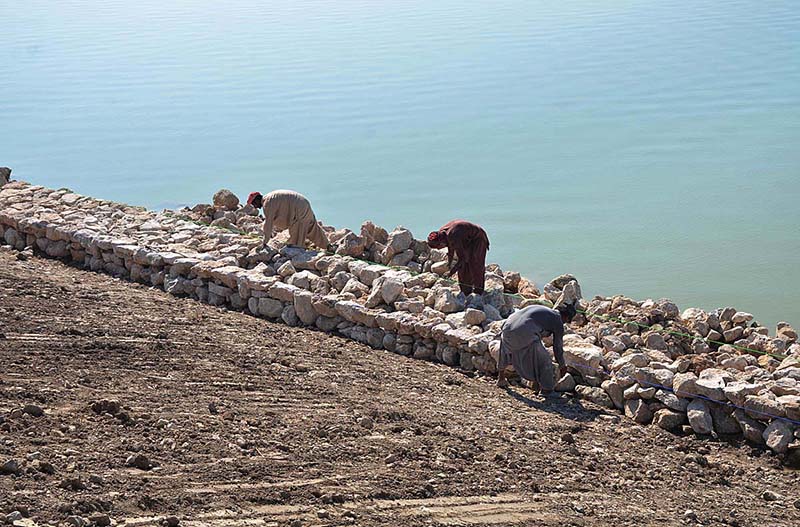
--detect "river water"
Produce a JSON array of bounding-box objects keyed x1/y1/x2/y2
[{"x1": 2, "y1": 0, "x2": 798, "y2": 326}]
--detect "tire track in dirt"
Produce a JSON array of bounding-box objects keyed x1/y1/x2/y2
[{"x1": 1, "y1": 252, "x2": 799, "y2": 526}]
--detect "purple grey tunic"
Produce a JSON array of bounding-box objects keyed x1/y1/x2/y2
[{"x1": 497, "y1": 305, "x2": 565, "y2": 391}]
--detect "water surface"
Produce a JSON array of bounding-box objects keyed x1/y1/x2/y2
[{"x1": 2, "y1": 0, "x2": 799, "y2": 326}]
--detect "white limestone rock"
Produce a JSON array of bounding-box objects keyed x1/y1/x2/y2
[
  {"x1": 381, "y1": 277, "x2": 404, "y2": 304},
  {"x1": 654, "y1": 408, "x2": 687, "y2": 431},
  {"x1": 564, "y1": 342, "x2": 604, "y2": 375},
  {"x1": 294, "y1": 291, "x2": 317, "y2": 325},
  {"x1": 555, "y1": 373, "x2": 577, "y2": 392},
  {"x1": 277, "y1": 261, "x2": 296, "y2": 277},
  {"x1": 382, "y1": 227, "x2": 414, "y2": 260},
  {"x1": 576, "y1": 386, "x2": 614, "y2": 409},
  {"x1": 733, "y1": 409, "x2": 766, "y2": 445},
  {"x1": 213, "y1": 189, "x2": 240, "y2": 211},
  {"x1": 687, "y1": 399, "x2": 713, "y2": 435},
  {"x1": 694, "y1": 369, "x2": 731, "y2": 401},
  {"x1": 744, "y1": 394, "x2": 786, "y2": 422},
  {"x1": 763, "y1": 420, "x2": 794, "y2": 454},
  {"x1": 624, "y1": 399, "x2": 652, "y2": 424},
  {"x1": 434, "y1": 289, "x2": 466, "y2": 314}
]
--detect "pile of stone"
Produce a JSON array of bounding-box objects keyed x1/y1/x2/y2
[
  {"x1": 177, "y1": 190, "x2": 543, "y2": 296},
  {"x1": 1, "y1": 181, "x2": 798, "y2": 464},
  {"x1": 563, "y1": 298, "x2": 800, "y2": 463},
  {"x1": 181, "y1": 188, "x2": 264, "y2": 235}
]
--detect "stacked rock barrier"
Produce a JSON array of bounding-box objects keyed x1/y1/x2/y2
[{"x1": 1, "y1": 180, "x2": 798, "y2": 465}]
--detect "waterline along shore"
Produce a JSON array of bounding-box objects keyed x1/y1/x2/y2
[{"x1": 1, "y1": 179, "x2": 799, "y2": 465}]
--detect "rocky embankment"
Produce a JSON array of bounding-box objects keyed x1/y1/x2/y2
[{"x1": 1, "y1": 180, "x2": 798, "y2": 466}]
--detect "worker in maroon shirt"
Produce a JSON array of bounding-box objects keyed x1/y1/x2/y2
[{"x1": 427, "y1": 220, "x2": 490, "y2": 295}]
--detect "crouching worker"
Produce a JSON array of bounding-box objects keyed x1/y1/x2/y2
[
  {"x1": 247, "y1": 190, "x2": 329, "y2": 250},
  {"x1": 427, "y1": 220, "x2": 490, "y2": 295},
  {"x1": 496, "y1": 304, "x2": 577, "y2": 396}
]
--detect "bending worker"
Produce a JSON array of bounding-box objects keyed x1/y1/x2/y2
[
  {"x1": 427, "y1": 219, "x2": 490, "y2": 295},
  {"x1": 496, "y1": 304, "x2": 577, "y2": 395},
  {"x1": 246, "y1": 190, "x2": 329, "y2": 250}
]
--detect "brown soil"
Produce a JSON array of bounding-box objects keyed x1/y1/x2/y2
[{"x1": 0, "y1": 251, "x2": 798, "y2": 527}]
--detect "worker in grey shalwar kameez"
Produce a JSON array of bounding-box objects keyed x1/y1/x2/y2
[
  {"x1": 496, "y1": 304, "x2": 577, "y2": 394},
  {"x1": 247, "y1": 190, "x2": 330, "y2": 250}
]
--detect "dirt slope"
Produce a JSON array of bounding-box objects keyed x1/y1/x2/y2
[{"x1": 0, "y1": 251, "x2": 798, "y2": 527}]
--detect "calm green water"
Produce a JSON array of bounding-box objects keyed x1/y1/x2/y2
[{"x1": 2, "y1": 0, "x2": 799, "y2": 326}]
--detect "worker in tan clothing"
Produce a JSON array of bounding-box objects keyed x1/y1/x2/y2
[{"x1": 246, "y1": 190, "x2": 330, "y2": 250}]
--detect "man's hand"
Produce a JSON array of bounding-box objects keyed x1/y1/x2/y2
[{"x1": 447, "y1": 260, "x2": 462, "y2": 278}]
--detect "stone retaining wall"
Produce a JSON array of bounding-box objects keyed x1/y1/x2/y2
[{"x1": 1, "y1": 180, "x2": 798, "y2": 465}]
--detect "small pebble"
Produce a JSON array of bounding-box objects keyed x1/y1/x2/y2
[
  {"x1": 1, "y1": 459, "x2": 21, "y2": 475},
  {"x1": 356, "y1": 416, "x2": 373, "y2": 429},
  {"x1": 5, "y1": 512, "x2": 23, "y2": 523},
  {"x1": 22, "y1": 404, "x2": 44, "y2": 417},
  {"x1": 125, "y1": 453, "x2": 152, "y2": 470},
  {"x1": 762, "y1": 490, "x2": 781, "y2": 501}
]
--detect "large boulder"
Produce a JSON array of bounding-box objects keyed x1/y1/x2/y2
[
  {"x1": 213, "y1": 189, "x2": 240, "y2": 211},
  {"x1": 360, "y1": 221, "x2": 388, "y2": 246},
  {"x1": 733, "y1": 410, "x2": 766, "y2": 445},
  {"x1": 456, "y1": 308, "x2": 482, "y2": 327},
  {"x1": 293, "y1": 291, "x2": 318, "y2": 325},
  {"x1": 694, "y1": 369, "x2": 730, "y2": 401},
  {"x1": 643, "y1": 332, "x2": 668, "y2": 351},
  {"x1": 672, "y1": 372, "x2": 697, "y2": 399},
  {"x1": 634, "y1": 367, "x2": 674, "y2": 390},
  {"x1": 654, "y1": 408, "x2": 687, "y2": 431},
  {"x1": 383, "y1": 227, "x2": 414, "y2": 260},
  {"x1": 763, "y1": 420, "x2": 794, "y2": 454},
  {"x1": 710, "y1": 404, "x2": 741, "y2": 435},
  {"x1": 687, "y1": 399, "x2": 713, "y2": 435},
  {"x1": 554, "y1": 279, "x2": 582, "y2": 309},
  {"x1": 744, "y1": 394, "x2": 786, "y2": 421},
  {"x1": 255, "y1": 297, "x2": 283, "y2": 318},
  {"x1": 778, "y1": 395, "x2": 800, "y2": 421},
  {"x1": 434, "y1": 289, "x2": 466, "y2": 314},
  {"x1": 564, "y1": 341, "x2": 604, "y2": 376},
  {"x1": 624, "y1": 399, "x2": 652, "y2": 424},
  {"x1": 576, "y1": 386, "x2": 614, "y2": 409},
  {"x1": 724, "y1": 382, "x2": 763, "y2": 406},
  {"x1": 602, "y1": 379, "x2": 624, "y2": 409},
  {"x1": 543, "y1": 274, "x2": 579, "y2": 303},
  {"x1": 555, "y1": 373, "x2": 576, "y2": 392},
  {"x1": 654, "y1": 389, "x2": 688, "y2": 412},
  {"x1": 336, "y1": 232, "x2": 366, "y2": 257}
]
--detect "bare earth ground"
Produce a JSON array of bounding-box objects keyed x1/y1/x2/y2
[{"x1": 0, "y1": 251, "x2": 798, "y2": 527}]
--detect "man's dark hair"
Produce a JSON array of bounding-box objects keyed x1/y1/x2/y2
[{"x1": 556, "y1": 303, "x2": 577, "y2": 323}]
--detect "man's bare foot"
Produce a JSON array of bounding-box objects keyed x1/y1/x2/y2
[{"x1": 524, "y1": 379, "x2": 541, "y2": 393}]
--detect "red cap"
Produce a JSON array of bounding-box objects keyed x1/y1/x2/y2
[
  {"x1": 428, "y1": 230, "x2": 446, "y2": 245},
  {"x1": 246, "y1": 192, "x2": 262, "y2": 206}
]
